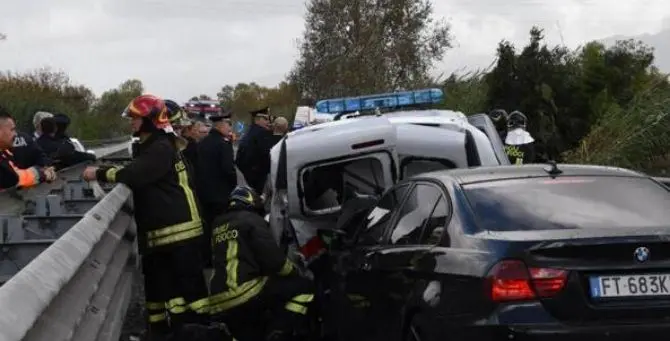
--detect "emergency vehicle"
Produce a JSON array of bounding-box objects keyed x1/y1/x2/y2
[
  {"x1": 266, "y1": 88, "x2": 509, "y2": 256},
  {"x1": 184, "y1": 99, "x2": 222, "y2": 120}
]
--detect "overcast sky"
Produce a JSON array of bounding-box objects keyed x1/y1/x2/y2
[{"x1": 1, "y1": 0, "x2": 669, "y2": 101}]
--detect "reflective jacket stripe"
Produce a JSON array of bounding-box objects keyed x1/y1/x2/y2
[
  {"x1": 1, "y1": 150, "x2": 40, "y2": 188},
  {"x1": 208, "y1": 277, "x2": 268, "y2": 314},
  {"x1": 123, "y1": 159, "x2": 203, "y2": 248}
]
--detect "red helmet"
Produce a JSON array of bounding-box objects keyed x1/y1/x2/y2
[{"x1": 122, "y1": 94, "x2": 170, "y2": 129}]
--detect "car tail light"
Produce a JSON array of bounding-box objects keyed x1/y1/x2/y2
[{"x1": 486, "y1": 260, "x2": 568, "y2": 302}]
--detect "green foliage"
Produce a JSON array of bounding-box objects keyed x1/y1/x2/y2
[
  {"x1": 0, "y1": 68, "x2": 137, "y2": 140},
  {"x1": 216, "y1": 82, "x2": 300, "y2": 124},
  {"x1": 481, "y1": 27, "x2": 667, "y2": 168},
  {"x1": 289, "y1": 0, "x2": 451, "y2": 99}
]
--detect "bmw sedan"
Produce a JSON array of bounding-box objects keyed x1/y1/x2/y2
[{"x1": 321, "y1": 164, "x2": 670, "y2": 341}]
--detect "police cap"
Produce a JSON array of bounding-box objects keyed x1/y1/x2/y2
[
  {"x1": 209, "y1": 111, "x2": 232, "y2": 123},
  {"x1": 250, "y1": 106, "x2": 270, "y2": 119}
]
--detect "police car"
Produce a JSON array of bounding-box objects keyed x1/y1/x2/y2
[{"x1": 266, "y1": 88, "x2": 509, "y2": 255}]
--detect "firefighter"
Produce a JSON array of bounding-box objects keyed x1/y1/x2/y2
[
  {"x1": 504, "y1": 110, "x2": 536, "y2": 164},
  {"x1": 0, "y1": 107, "x2": 56, "y2": 215},
  {"x1": 235, "y1": 107, "x2": 274, "y2": 194},
  {"x1": 195, "y1": 112, "x2": 237, "y2": 267},
  {"x1": 209, "y1": 185, "x2": 314, "y2": 341},
  {"x1": 81, "y1": 94, "x2": 210, "y2": 340},
  {"x1": 165, "y1": 100, "x2": 198, "y2": 170}
]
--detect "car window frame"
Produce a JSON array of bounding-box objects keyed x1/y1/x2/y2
[
  {"x1": 353, "y1": 183, "x2": 412, "y2": 246},
  {"x1": 383, "y1": 179, "x2": 453, "y2": 246},
  {"x1": 400, "y1": 156, "x2": 457, "y2": 179}
]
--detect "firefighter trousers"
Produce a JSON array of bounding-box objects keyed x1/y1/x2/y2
[
  {"x1": 142, "y1": 240, "x2": 210, "y2": 334},
  {"x1": 213, "y1": 275, "x2": 314, "y2": 341}
]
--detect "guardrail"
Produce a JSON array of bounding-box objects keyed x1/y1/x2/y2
[
  {"x1": 0, "y1": 142, "x2": 135, "y2": 341},
  {"x1": 0, "y1": 184, "x2": 136, "y2": 341}
]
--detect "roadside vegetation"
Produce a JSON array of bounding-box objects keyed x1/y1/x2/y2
[{"x1": 2, "y1": 0, "x2": 669, "y2": 173}]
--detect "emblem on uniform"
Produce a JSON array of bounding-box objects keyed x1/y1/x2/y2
[{"x1": 634, "y1": 246, "x2": 650, "y2": 263}]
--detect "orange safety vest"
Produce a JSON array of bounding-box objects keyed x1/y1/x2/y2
[{"x1": 0, "y1": 149, "x2": 41, "y2": 189}]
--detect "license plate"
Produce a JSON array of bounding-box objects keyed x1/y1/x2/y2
[{"x1": 589, "y1": 274, "x2": 670, "y2": 298}]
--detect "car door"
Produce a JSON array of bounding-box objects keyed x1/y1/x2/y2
[
  {"x1": 467, "y1": 113, "x2": 510, "y2": 165},
  {"x1": 373, "y1": 181, "x2": 450, "y2": 341},
  {"x1": 334, "y1": 183, "x2": 411, "y2": 341}
]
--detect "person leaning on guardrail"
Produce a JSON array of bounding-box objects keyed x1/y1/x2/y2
[
  {"x1": 81, "y1": 94, "x2": 210, "y2": 340},
  {"x1": 0, "y1": 106, "x2": 56, "y2": 192}
]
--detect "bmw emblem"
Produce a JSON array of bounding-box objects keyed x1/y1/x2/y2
[{"x1": 634, "y1": 247, "x2": 650, "y2": 263}]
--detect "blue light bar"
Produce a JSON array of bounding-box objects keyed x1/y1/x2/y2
[{"x1": 315, "y1": 88, "x2": 444, "y2": 114}]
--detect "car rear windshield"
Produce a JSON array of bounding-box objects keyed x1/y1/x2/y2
[{"x1": 463, "y1": 176, "x2": 670, "y2": 231}]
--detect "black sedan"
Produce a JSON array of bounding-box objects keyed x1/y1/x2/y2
[{"x1": 317, "y1": 164, "x2": 670, "y2": 341}]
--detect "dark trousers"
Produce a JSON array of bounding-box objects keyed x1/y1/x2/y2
[
  {"x1": 142, "y1": 240, "x2": 210, "y2": 334},
  {"x1": 241, "y1": 170, "x2": 266, "y2": 195},
  {"x1": 213, "y1": 276, "x2": 314, "y2": 341}
]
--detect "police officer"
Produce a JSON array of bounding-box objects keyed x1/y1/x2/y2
[
  {"x1": 196, "y1": 112, "x2": 237, "y2": 267},
  {"x1": 209, "y1": 186, "x2": 314, "y2": 341},
  {"x1": 81, "y1": 95, "x2": 209, "y2": 340},
  {"x1": 235, "y1": 107, "x2": 274, "y2": 194},
  {"x1": 11, "y1": 129, "x2": 50, "y2": 169},
  {"x1": 504, "y1": 110, "x2": 536, "y2": 164}
]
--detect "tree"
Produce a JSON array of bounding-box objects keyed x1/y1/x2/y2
[
  {"x1": 89, "y1": 79, "x2": 144, "y2": 138},
  {"x1": 289, "y1": 0, "x2": 451, "y2": 99}
]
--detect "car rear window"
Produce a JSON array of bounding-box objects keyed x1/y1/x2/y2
[{"x1": 463, "y1": 176, "x2": 670, "y2": 231}]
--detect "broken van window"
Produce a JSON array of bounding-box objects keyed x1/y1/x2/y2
[{"x1": 301, "y1": 157, "x2": 384, "y2": 213}]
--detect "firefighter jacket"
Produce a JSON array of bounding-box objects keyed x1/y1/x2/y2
[
  {"x1": 95, "y1": 132, "x2": 203, "y2": 253},
  {"x1": 0, "y1": 149, "x2": 45, "y2": 191},
  {"x1": 208, "y1": 208, "x2": 295, "y2": 314}
]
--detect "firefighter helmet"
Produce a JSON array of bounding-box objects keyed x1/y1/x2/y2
[
  {"x1": 229, "y1": 185, "x2": 264, "y2": 213},
  {"x1": 507, "y1": 110, "x2": 528, "y2": 129},
  {"x1": 122, "y1": 94, "x2": 170, "y2": 130}
]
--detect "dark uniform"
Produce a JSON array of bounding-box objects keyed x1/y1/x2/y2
[
  {"x1": 93, "y1": 95, "x2": 209, "y2": 338},
  {"x1": 11, "y1": 131, "x2": 50, "y2": 169},
  {"x1": 196, "y1": 113, "x2": 237, "y2": 221},
  {"x1": 209, "y1": 186, "x2": 314, "y2": 341},
  {"x1": 235, "y1": 107, "x2": 274, "y2": 194},
  {"x1": 196, "y1": 113, "x2": 237, "y2": 267},
  {"x1": 51, "y1": 114, "x2": 95, "y2": 168}
]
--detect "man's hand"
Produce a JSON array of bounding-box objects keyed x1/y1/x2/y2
[
  {"x1": 43, "y1": 167, "x2": 57, "y2": 182},
  {"x1": 82, "y1": 166, "x2": 98, "y2": 181}
]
